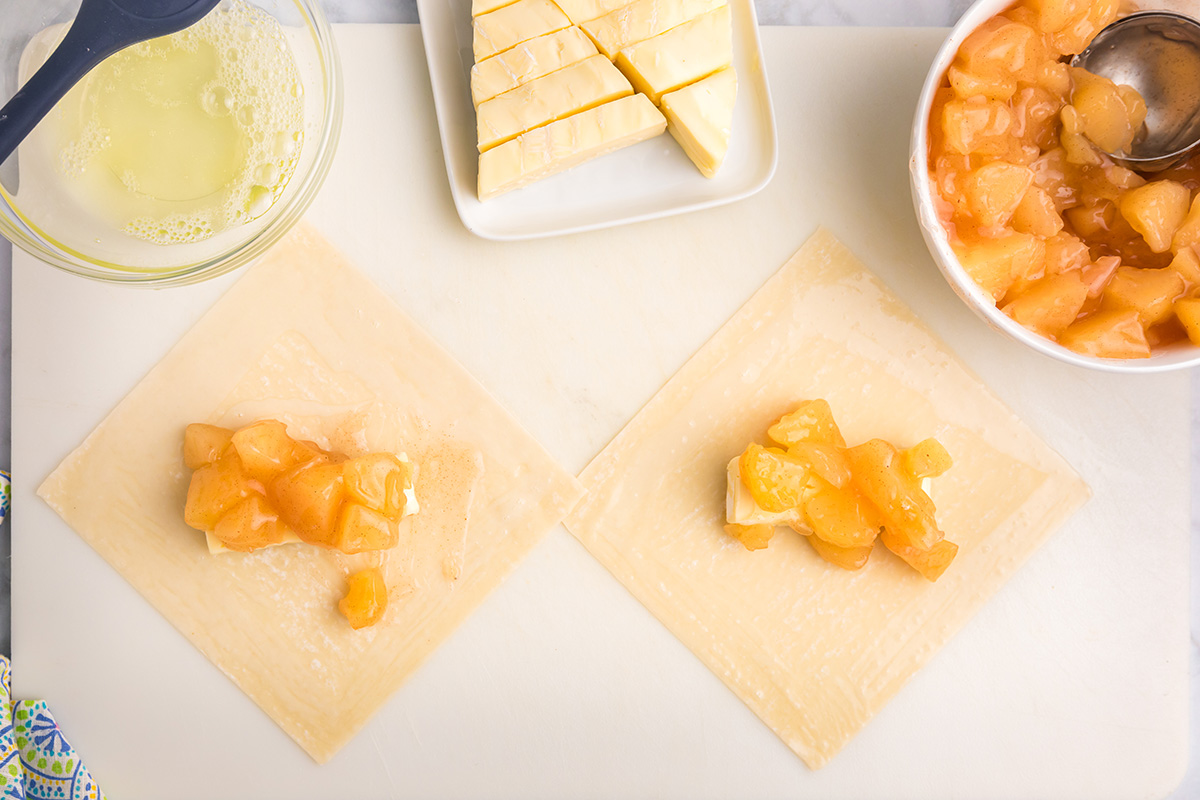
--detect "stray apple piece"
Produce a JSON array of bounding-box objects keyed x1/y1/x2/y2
[
  {"x1": 212, "y1": 495, "x2": 289, "y2": 552},
  {"x1": 724, "y1": 523, "x2": 775, "y2": 551},
  {"x1": 339, "y1": 567, "x2": 388, "y2": 630},
  {"x1": 767, "y1": 399, "x2": 847, "y2": 448},
  {"x1": 880, "y1": 528, "x2": 959, "y2": 582},
  {"x1": 184, "y1": 451, "x2": 256, "y2": 532},
  {"x1": 900, "y1": 438, "x2": 953, "y2": 480},
  {"x1": 806, "y1": 535, "x2": 872, "y2": 571},
  {"x1": 268, "y1": 461, "x2": 347, "y2": 546},
  {"x1": 738, "y1": 444, "x2": 812, "y2": 514},
  {"x1": 334, "y1": 503, "x2": 399, "y2": 555},
  {"x1": 183, "y1": 423, "x2": 234, "y2": 470},
  {"x1": 231, "y1": 420, "x2": 321, "y2": 483}
]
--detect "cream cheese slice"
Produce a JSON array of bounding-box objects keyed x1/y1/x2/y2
[
  {"x1": 581, "y1": 0, "x2": 727, "y2": 58},
  {"x1": 206, "y1": 455, "x2": 421, "y2": 555},
  {"x1": 724, "y1": 457, "x2": 805, "y2": 528},
  {"x1": 472, "y1": 0, "x2": 571, "y2": 62},
  {"x1": 471, "y1": 26, "x2": 599, "y2": 107},
  {"x1": 614, "y1": 4, "x2": 732, "y2": 104},
  {"x1": 661, "y1": 66, "x2": 737, "y2": 178},
  {"x1": 476, "y1": 54, "x2": 632, "y2": 153},
  {"x1": 552, "y1": 0, "x2": 635, "y2": 24},
  {"x1": 472, "y1": 0, "x2": 519, "y2": 16},
  {"x1": 478, "y1": 93, "x2": 667, "y2": 200}
]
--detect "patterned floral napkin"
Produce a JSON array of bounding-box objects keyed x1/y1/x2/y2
[{"x1": 0, "y1": 657, "x2": 106, "y2": 800}]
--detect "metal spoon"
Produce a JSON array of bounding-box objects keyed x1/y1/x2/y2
[
  {"x1": 1072, "y1": 10, "x2": 1200, "y2": 172},
  {"x1": 0, "y1": 0, "x2": 222, "y2": 166}
]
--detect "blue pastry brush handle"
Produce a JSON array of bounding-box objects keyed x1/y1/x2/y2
[{"x1": 0, "y1": 3, "x2": 135, "y2": 166}]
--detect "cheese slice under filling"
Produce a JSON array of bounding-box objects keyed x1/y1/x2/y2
[
  {"x1": 661, "y1": 66, "x2": 737, "y2": 178},
  {"x1": 471, "y1": 26, "x2": 599, "y2": 107},
  {"x1": 472, "y1": 0, "x2": 571, "y2": 62},
  {"x1": 582, "y1": 0, "x2": 727, "y2": 58},
  {"x1": 478, "y1": 93, "x2": 667, "y2": 200},
  {"x1": 614, "y1": 4, "x2": 733, "y2": 104},
  {"x1": 206, "y1": 454, "x2": 421, "y2": 554},
  {"x1": 476, "y1": 53, "x2": 632, "y2": 153}
]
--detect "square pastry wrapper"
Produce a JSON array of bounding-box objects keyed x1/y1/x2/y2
[
  {"x1": 564, "y1": 228, "x2": 1090, "y2": 769},
  {"x1": 38, "y1": 224, "x2": 585, "y2": 764}
]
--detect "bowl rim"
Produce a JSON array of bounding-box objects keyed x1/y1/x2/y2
[
  {"x1": 908, "y1": 0, "x2": 1200, "y2": 374},
  {"x1": 0, "y1": 0, "x2": 344, "y2": 287}
]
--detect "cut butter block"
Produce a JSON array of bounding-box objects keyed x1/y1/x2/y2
[
  {"x1": 478, "y1": 93, "x2": 666, "y2": 200},
  {"x1": 614, "y1": 4, "x2": 732, "y2": 104},
  {"x1": 552, "y1": 0, "x2": 634, "y2": 24},
  {"x1": 725, "y1": 458, "x2": 802, "y2": 527},
  {"x1": 472, "y1": 0, "x2": 518, "y2": 16},
  {"x1": 661, "y1": 66, "x2": 737, "y2": 177},
  {"x1": 476, "y1": 54, "x2": 632, "y2": 153},
  {"x1": 473, "y1": 0, "x2": 570, "y2": 62},
  {"x1": 470, "y1": 26, "x2": 598, "y2": 107},
  {"x1": 564, "y1": 229, "x2": 1089, "y2": 769},
  {"x1": 582, "y1": 0, "x2": 727, "y2": 58}
]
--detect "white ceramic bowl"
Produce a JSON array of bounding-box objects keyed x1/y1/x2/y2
[{"x1": 909, "y1": 0, "x2": 1200, "y2": 373}]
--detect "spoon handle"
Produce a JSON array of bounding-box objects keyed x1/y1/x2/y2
[{"x1": 0, "y1": 4, "x2": 132, "y2": 166}]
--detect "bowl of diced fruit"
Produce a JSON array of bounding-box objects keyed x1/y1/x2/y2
[{"x1": 911, "y1": 0, "x2": 1200, "y2": 371}]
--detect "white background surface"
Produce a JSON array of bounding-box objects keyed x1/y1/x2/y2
[{"x1": 4, "y1": 1, "x2": 1197, "y2": 798}]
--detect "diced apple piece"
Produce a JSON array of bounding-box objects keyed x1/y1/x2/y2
[
  {"x1": 1172, "y1": 196, "x2": 1200, "y2": 254},
  {"x1": 1042, "y1": 232, "x2": 1090, "y2": 275},
  {"x1": 1058, "y1": 309, "x2": 1150, "y2": 359},
  {"x1": 1002, "y1": 272, "x2": 1089, "y2": 338},
  {"x1": 955, "y1": 231, "x2": 1046, "y2": 302},
  {"x1": 184, "y1": 451, "x2": 256, "y2": 532},
  {"x1": 965, "y1": 162, "x2": 1034, "y2": 227},
  {"x1": 1168, "y1": 247, "x2": 1200, "y2": 289},
  {"x1": 1058, "y1": 106, "x2": 1103, "y2": 166},
  {"x1": 339, "y1": 567, "x2": 388, "y2": 630},
  {"x1": 738, "y1": 444, "x2": 812, "y2": 514},
  {"x1": 806, "y1": 535, "x2": 872, "y2": 571},
  {"x1": 1101, "y1": 266, "x2": 1185, "y2": 327},
  {"x1": 1174, "y1": 298, "x2": 1200, "y2": 346},
  {"x1": 183, "y1": 423, "x2": 234, "y2": 470},
  {"x1": 1012, "y1": 185, "x2": 1064, "y2": 238},
  {"x1": 957, "y1": 18, "x2": 1045, "y2": 88},
  {"x1": 1048, "y1": 0, "x2": 1117, "y2": 57},
  {"x1": 802, "y1": 482, "x2": 882, "y2": 549},
  {"x1": 766, "y1": 399, "x2": 846, "y2": 448},
  {"x1": 1068, "y1": 67, "x2": 1147, "y2": 155},
  {"x1": 1025, "y1": 0, "x2": 1083, "y2": 35},
  {"x1": 333, "y1": 502, "x2": 398, "y2": 555},
  {"x1": 231, "y1": 420, "x2": 321, "y2": 483},
  {"x1": 724, "y1": 523, "x2": 775, "y2": 551},
  {"x1": 1030, "y1": 148, "x2": 1079, "y2": 212},
  {"x1": 1119, "y1": 181, "x2": 1191, "y2": 254},
  {"x1": 900, "y1": 439, "x2": 953, "y2": 480},
  {"x1": 948, "y1": 64, "x2": 1014, "y2": 102},
  {"x1": 942, "y1": 96, "x2": 1012, "y2": 157},
  {"x1": 212, "y1": 495, "x2": 288, "y2": 552},
  {"x1": 1080, "y1": 256, "x2": 1120, "y2": 299},
  {"x1": 787, "y1": 442, "x2": 851, "y2": 489},
  {"x1": 344, "y1": 454, "x2": 412, "y2": 521},
  {"x1": 267, "y1": 461, "x2": 347, "y2": 546},
  {"x1": 1064, "y1": 200, "x2": 1115, "y2": 239},
  {"x1": 844, "y1": 439, "x2": 942, "y2": 551},
  {"x1": 880, "y1": 529, "x2": 959, "y2": 582}
]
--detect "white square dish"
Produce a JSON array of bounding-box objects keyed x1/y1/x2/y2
[{"x1": 415, "y1": 0, "x2": 778, "y2": 240}]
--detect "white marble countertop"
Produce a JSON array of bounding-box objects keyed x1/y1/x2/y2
[{"x1": 1, "y1": 0, "x2": 1193, "y2": 797}]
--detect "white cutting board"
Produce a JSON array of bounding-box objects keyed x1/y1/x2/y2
[{"x1": 12, "y1": 26, "x2": 1189, "y2": 800}]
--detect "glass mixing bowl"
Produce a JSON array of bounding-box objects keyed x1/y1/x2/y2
[{"x1": 0, "y1": 0, "x2": 342, "y2": 286}]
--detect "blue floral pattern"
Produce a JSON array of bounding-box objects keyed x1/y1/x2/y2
[{"x1": 0, "y1": 658, "x2": 105, "y2": 800}]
